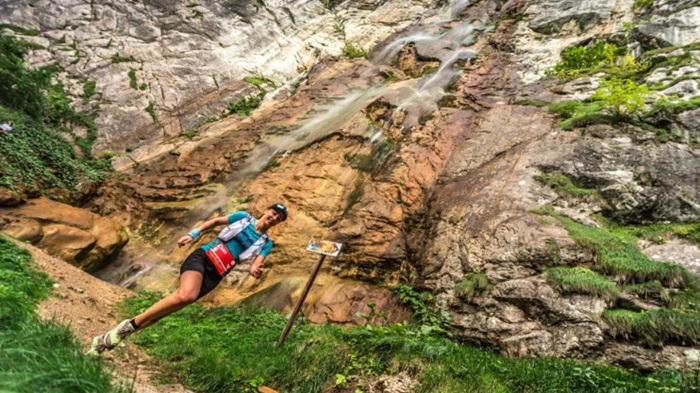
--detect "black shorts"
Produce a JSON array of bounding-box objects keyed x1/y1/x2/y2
[{"x1": 179, "y1": 248, "x2": 223, "y2": 299}]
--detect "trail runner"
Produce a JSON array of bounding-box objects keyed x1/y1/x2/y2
[{"x1": 87, "y1": 203, "x2": 288, "y2": 355}]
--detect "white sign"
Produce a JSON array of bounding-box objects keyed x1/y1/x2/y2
[{"x1": 306, "y1": 239, "x2": 343, "y2": 257}]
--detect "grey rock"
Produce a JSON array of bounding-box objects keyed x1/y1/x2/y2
[
  {"x1": 635, "y1": 4, "x2": 700, "y2": 47},
  {"x1": 527, "y1": 0, "x2": 615, "y2": 34}
]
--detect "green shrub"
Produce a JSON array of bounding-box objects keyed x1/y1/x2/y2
[
  {"x1": 455, "y1": 273, "x2": 491, "y2": 302},
  {"x1": 545, "y1": 267, "x2": 620, "y2": 301},
  {"x1": 591, "y1": 77, "x2": 649, "y2": 117},
  {"x1": 342, "y1": 40, "x2": 367, "y2": 59},
  {"x1": 534, "y1": 172, "x2": 599, "y2": 198},
  {"x1": 553, "y1": 40, "x2": 622, "y2": 78}
]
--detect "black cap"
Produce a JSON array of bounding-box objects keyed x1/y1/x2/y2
[{"x1": 268, "y1": 203, "x2": 288, "y2": 222}]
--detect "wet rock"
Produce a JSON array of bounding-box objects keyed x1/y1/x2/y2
[{"x1": 0, "y1": 197, "x2": 129, "y2": 272}]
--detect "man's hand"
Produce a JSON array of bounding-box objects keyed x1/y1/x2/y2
[
  {"x1": 177, "y1": 235, "x2": 194, "y2": 248},
  {"x1": 249, "y1": 258, "x2": 264, "y2": 279}
]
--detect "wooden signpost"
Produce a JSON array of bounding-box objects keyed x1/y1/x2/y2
[{"x1": 275, "y1": 239, "x2": 343, "y2": 348}]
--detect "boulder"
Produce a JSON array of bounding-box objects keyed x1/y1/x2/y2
[{"x1": 0, "y1": 197, "x2": 129, "y2": 272}]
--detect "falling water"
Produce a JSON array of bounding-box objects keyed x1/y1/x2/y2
[{"x1": 101, "y1": 0, "x2": 488, "y2": 290}]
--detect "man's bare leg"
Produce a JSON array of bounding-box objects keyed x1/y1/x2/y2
[{"x1": 132, "y1": 270, "x2": 204, "y2": 329}]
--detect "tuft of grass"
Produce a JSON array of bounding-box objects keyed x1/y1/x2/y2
[
  {"x1": 111, "y1": 52, "x2": 136, "y2": 63},
  {"x1": 541, "y1": 210, "x2": 698, "y2": 288},
  {"x1": 669, "y1": 290, "x2": 700, "y2": 312},
  {"x1": 632, "y1": 0, "x2": 654, "y2": 11},
  {"x1": 145, "y1": 101, "x2": 157, "y2": 123},
  {"x1": 545, "y1": 266, "x2": 619, "y2": 301},
  {"x1": 119, "y1": 291, "x2": 699, "y2": 393},
  {"x1": 0, "y1": 236, "x2": 124, "y2": 392},
  {"x1": 0, "y1": 23, "x2": 41, "y2": 36},
  {"x1": 82, "y1": 79, "x2": 96, "y2": 103},
  {"x1": 649, "y1": 96, "x2": 700, "y2": 116},
  {"x1": 342, "y1": 40, "x2": 367, "y2": 59},
  {"x1": 604, "y1": 308, "x2": 700, "y2": 346},
  {"x1": 455, "y1": 273, "x2": 491, "y2": 302},
  {"x1": 228, "y1": 92, "x2": 265, "y2": 116},
  {"x1": 127, "y1": 68, "x2": 137, "y2": 89},
  {"x1": 514, "y1": 98, "x2": 550, "y2": 107},
  {"x1": 346, "y1": 139, "x2": 396, "y2": 174},
  {"x1": 534, "y1": 172, "x2": 599, "y2": 198},
  {"x1": 547, "y1": 100, "x2": 615, "y2": 130},
  {"x1": 623, "y1": 281, "x2": 670, "y2": 302},
  {"x1": 621, "y1": 223, "x2": 700, "y2": 245}
]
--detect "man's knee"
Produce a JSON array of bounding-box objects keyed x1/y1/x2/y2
[{"x1": 175, "y1": 289, "x2": 199, "y2": 304}]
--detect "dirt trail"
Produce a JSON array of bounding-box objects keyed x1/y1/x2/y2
[{"x1": 11, "y1": 238, "x2": 191, "y2": 393}]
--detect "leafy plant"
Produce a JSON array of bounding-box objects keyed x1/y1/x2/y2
[
  {"x1": 591, "y1": 77, "x2": 649, "y2": 117},
  {"x1": 547, "y1": 100, "x2": 613, "y2": 129},
  {"x1": 553, "y1": 40, "x2": 623, "y2": 78},
  {"x1": 82, "y1": 79, "x2": 97, "y2": 103}
]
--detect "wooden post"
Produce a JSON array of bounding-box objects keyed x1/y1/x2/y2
[{"x1": 276, "y1": 254, "x2": 326, "y2": 348}]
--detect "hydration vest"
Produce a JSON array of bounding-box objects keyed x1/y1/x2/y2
[{"x1": 205, "y1": 213, "x2": 270, "y2": 276}]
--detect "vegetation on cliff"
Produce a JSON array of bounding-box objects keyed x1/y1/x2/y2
[
  {"x1": 0, "y1": 31, "x2": 111, "y2": 198},
  {"x1": 0, "y1": 236, "x2": 123, "y2": 392}
]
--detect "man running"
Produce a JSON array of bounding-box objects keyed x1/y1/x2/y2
[{"x1": 87, "y1": 203, "x2": 288, "y2": 355}]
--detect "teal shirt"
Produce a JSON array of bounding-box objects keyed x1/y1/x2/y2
[{"x1": 201, "y1": 211, "x2": 273, "y2": 262}]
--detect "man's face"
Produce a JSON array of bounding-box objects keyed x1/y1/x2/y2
[{"x1": 262, "y1": 208, "x2": 283, "y2": 227}]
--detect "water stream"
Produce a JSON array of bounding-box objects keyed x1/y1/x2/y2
[{"x1": 96, "y1": 0, "x2": 485, "y2": 292}]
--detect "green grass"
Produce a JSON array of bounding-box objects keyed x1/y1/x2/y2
[
  {"x1": 623, "y1": 281, "x2": 670, "y2": 302},
  {"x1": 544, "y1": 267, "x2": 619, "y2": 301},
  {"x1": 145, "y1": 101, "x2": 157, "y2": 123},
  {"x1": 111, "y1": 53, "x2": 137, "y2": 63},
  {"x1": 547, "y1": 100, "x2": 616, "y2": 130},
  {"x1": 540, "y1": 209, "x2": 698, "y2": 288},
  {"x1": 534, "y1": 172, "x2": 599, "y2": 198},
  {"x1": 621, "y1": 223, "x2": 700, "y2": 245},
  {"x1": 455, "y1": 273, "x2": 491, "y2": 302},
  {"x1": 603, "y1": 308, "x2": 700, "y2": 346},
  {"x1": 649, "y1": 97, "x2": 700, "y2": 116},
  {"x1": 119, "y1": 291, "x2": 696, "y2": 393},
  {"x1": 0, "y1": 23, "x2": 41, "y2": 36},
  {"x1": 342, "y1": 41, "x2": 367, "y2": 59},
  {"x1": 82, "y1": 80, "x2": 96, "y2": 103},
  {"x1": 228, "y1": 92, "x2": 265, "y2": 116},
  {"x1": 127, "y1": 69, "x2": 137, "y2": 89},
  {"x1": 0, "y1": 236, "x2": 124, "y2": 393}
]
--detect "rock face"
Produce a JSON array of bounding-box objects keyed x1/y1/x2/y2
[
  {"x1": 0, "y1": 198, "x2": 129, "y2": 272},
  {"x1": 636, "y1": 1, "x2": 700, "y2": 47},
  {"x1": 12, "y1": 0, "x2": 700, "y2": 372},
  {"x1": 0, "y1": 0, "x2": 440, "y2": 155}
]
